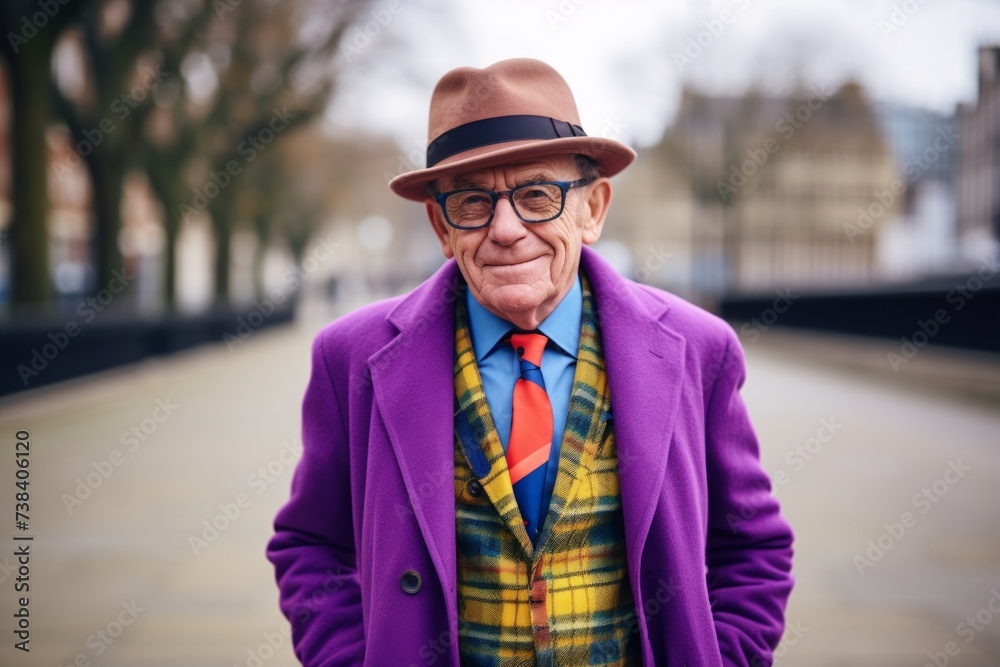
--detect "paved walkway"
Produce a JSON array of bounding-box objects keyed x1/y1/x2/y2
[{"x1": 0, "y1": 316, "x2": 998, "y2": 666}]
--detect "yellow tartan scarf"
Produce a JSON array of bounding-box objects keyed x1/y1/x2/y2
[{"x1": 453, "y1": 270, "x2": 641, "y2": 666}]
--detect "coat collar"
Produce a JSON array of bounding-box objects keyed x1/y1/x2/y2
[
  {"x1": 368, "y1": 259, "x2": 465, "y2": 638},
  {"x1": 576, "y1": 246, "x2": 687, "y2": 563},
  {"x1": 368, "y1": 245, "x2": 687, "y2": 628}
]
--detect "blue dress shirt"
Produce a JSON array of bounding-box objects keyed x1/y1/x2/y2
[{"x1": 465, "y1": 274, "x2": 582, "y2": 531}]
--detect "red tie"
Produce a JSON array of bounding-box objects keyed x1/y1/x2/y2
[{"x1": 506, "y1": 332, "x2": 553, "y2": 542}]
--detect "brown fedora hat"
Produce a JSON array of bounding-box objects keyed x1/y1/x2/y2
[{"x1": 388, "y1": 58, "x2": 636, "y2": 202}]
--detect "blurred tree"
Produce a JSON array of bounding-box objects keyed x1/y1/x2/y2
[
  {"x1": 142, "y1": 0, "x2": 370, "y2": 308},
  {"x1": 0, "y1": 0, "x2": 85, "y2": 307},
  {"x1": 9, "y1": 0, "x2": 370, "y2": 312},
  {"x1": 51, "y1": 0, "x2": 159, "y2": 304},
  {"x1": 238, "y1": 153, "x2": 320, "y2": 299}
]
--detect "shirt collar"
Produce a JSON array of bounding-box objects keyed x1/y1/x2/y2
[{"x1": 465, "y1": 273, "x2": 582, "y2": 362}]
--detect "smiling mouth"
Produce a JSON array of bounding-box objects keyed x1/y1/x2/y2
[{"x1": 485, "y1": 256, "x2": 543, "y2": 268}]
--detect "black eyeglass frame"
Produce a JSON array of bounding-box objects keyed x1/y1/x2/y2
[{"x1": 434, "y1": 177, "x2": 596, "y2": 230}]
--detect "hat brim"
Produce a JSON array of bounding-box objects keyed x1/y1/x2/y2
[{"x1": 388, "y1": 136, "x2": 636, "y2": 202}]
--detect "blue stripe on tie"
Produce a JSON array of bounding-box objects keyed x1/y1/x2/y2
[
  {"x1": 513, "y1": 464, "x2": 548, "y2": 542},
  {"x1": 518, "y1": 360, "x2": 545, "y2": 389}
]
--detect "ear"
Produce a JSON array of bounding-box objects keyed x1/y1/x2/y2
[
  {"x1": 425, "y1": 198, "x2": 455, "y2": 259},
  {"x1": 580, "y1": 177, "x2": 612, "y2": 246}
]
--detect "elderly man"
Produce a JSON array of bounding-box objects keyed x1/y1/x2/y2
[{"x1": 267, "y1": 58, "x2": 794, "y2": 666}]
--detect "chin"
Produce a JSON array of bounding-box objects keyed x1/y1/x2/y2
[{"x1": 483, "y1": 284, "x2": 548, "y2": 320}]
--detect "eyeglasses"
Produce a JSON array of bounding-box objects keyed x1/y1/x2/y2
[{"x1": 435, "y1": 177, "x2": 596, "y2": 230}]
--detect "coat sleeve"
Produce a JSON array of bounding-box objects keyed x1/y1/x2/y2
[
  {"x1": 703, "y1": 326, "x2": 795, "y2": 667},
  {"x1": 266, "y1": 331, "x2": 365, "y2": 666}
]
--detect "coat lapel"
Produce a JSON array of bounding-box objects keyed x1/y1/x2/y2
[
  {"x1": 579, "y1": 247, "x2": 688, "y2": 574},
  {"x1": 367, "y1": 260, "x2": 465, "y2": 632}
]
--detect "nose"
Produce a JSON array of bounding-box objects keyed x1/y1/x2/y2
[{"x1": 487, "y1": 195, "x2": 527, "y2": 245}]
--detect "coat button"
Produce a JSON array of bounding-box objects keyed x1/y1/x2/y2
[
  {"x1": 466, "y1": 479, "x2": 484, "y2": 497},
  {"x1": 400, "y1": 570, "x2": 422, "y2": 594}
]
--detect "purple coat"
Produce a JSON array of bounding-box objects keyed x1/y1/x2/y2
[{"x1": 267, "y1": 246, "x2": 794, "y2": 666}]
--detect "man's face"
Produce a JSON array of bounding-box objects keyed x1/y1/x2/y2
[{"x1": 425, "y1": 154, "x2": 611, "y2": 330}]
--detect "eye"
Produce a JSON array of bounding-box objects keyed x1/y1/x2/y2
[
  {"x1": 520, "y1": 187, "x2": 549, "y2": 200},
  {"x1": 513, "y1": 183, "x2": 562, "y2": 217},
  {"x1": 445, "y1": 190, "x2": 494, "y2": 225},
  {"x1": 462, "y1": 194, "x2": 490, "y2": 206},
  {"x1": 516, "y1": 183, "x2": 560, "y2": 201}
]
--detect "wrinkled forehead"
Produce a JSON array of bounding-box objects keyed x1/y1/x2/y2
[{"x1": 436, "y1": 154, "x2": 580, "y2": 191}]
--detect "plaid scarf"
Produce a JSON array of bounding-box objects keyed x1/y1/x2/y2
[{"x1": 453, "y1": 270, "x2": 640, "y2": 666}]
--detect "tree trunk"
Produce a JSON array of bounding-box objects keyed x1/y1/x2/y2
[
  {"x1": 162, "y1": 208, "x2": 180, "y2": 311},
  {"x1": 9, "y1": 34, "x2": 55, "y2": 308},
  {"x1": 146, "y1": 161, "x2": 183, "y2": 311},
  {"x1": 89, "y1": 151, "x2": 124, "y2": 299},
  {"x1": 209, "y1": 174, "x2": 249, "y2": 306},
  {"x1": 252, "y1": 213, "x2": 269, "y2": 299}
]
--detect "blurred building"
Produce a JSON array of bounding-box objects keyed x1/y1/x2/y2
[
  {"x1": 874, "y1": 103, "x2": 959, "y2": 279},
  {"x1": 614, "y1": 82, "x2": 898, "y2": 297},
  {"x1": 956, "y1": 45, "x2": 1000, "y2": 264},
  {"x1": 604, "y1": 137, "x2": 695, "y2": 293}
]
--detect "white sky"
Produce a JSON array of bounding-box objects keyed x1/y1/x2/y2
[{"x1": 325, "y1": 0, "x2": 1000, "y2": 151}]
